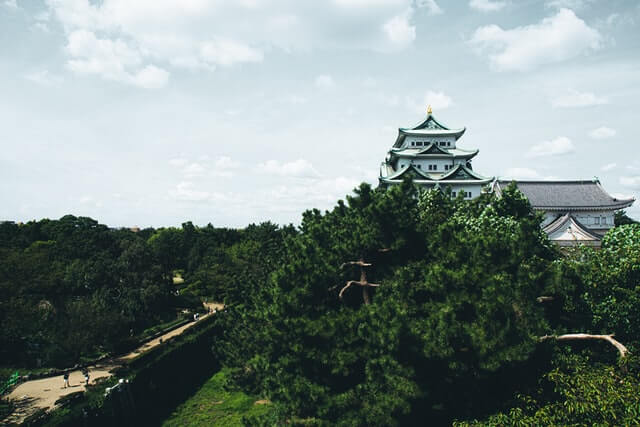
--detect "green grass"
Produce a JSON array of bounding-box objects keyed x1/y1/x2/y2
[{"x1": 162, "y1": 369, "x2": 273, "y2": 427}]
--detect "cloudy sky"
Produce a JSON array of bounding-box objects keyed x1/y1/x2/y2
[{"x1": 1, "y1": 0, "x2": 639, "y2": 227}]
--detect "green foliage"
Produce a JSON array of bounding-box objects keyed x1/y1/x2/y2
[
  {"x1": 552, "y1": 224, "x2": 640, "y2": 346},
  {"x1": 5, "y1": 183, "x2": 640, "y2": 425},
  {"x1": 0, "y1": 216, "x2": 173, "y2": 367},
  {"x1": 453, "y1": 224, "x2": 640, "y2": 425},
  {"x1": 456, "y1": 353, "x2": 640, "y2": 426},
  {"x1": 213, "y1": 182, "x2": 559, "y2": 425},
  {"x1": 0, "y1": 215, "x2": 292, "y2": 369},
  {"x1": 614, "y1": 210, "x2": 638, "y2": 226}
]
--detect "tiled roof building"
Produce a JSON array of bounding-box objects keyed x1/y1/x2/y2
[
  {"x1": 492, "y1": 180, "x2": 634, "y2": 247},
  {"x1": 379, "y1": 108, "x2": 635, "y2": 247}
]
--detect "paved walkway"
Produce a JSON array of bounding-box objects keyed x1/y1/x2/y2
[{"x1": 3, "y1": 302, "x2": 224, "y2": 425}]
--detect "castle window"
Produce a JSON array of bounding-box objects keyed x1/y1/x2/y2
[
  {"x1": 594, "y1": 217, "x2": 600, "y2": 225},
  {"x1": 602, "y1": 217, "x2": 607, "y2": 225},
  {"x1": 417, "y1": 164, "x2": 421, "y2": 169},
  {"x1": 411, "y1": 141, "x2": 415, "y2": 146},
  {"x1": 452, "y1": 191, "x2": 457, "y2": 197}
]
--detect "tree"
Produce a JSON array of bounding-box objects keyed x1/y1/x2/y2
[{"x1": 215, "y1": 182, "x2": 561, "y2": 425}]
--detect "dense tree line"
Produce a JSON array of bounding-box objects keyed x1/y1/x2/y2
[
  {"x1": 0, "y1": 215, "x2": 293, "y2": 369},
  {"x1": 3, "y1": 182, "x2": 640, "y2": 425},
  {"x1": 209, "y1": 182, "x2": 640, "y2": 425}
]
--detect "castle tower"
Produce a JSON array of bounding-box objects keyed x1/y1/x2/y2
[{"x1": 379, "y1": 107, "x2": 493, "y2": 198}]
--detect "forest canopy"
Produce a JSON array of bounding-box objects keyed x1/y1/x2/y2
[
  {"x1": 2, "y1": 182, "x2": 640, "y2": 425},
  {"x1": 209, "y1": 182, "x2": 640, "y2": 425}
]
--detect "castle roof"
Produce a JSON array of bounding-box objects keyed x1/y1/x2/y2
[
  {"x1": 493, "y1": 179, "x2": 635, "y2": 211},
  {"x1": 380, "y1": 162, "x2": 493, "y2": 185},
  {"x1": 542, "y1": 213, "x2": 602, "y2": 247},
  {"x1": 393, "y1": 113, "x2": 466, "y2": 148},
  {"x1": 390, "y1": 144, "x2": 479, "y2": 159}
]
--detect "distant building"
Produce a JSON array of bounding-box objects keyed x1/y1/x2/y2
[
  {"x1": 379, "y1": 106, "x2": 493, "y2": 199},
  {"x1": 492, "y1": 180, "x2": 634, "y2": 247},
  {"x1": 380, "y1": 108, "x2": 635, "y2": 247}
]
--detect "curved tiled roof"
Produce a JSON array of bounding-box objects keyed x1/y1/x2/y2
[
  {"x1": 393, "y1": 113, "x2": 466, "y2": 147},
  {"x1": 389, "y1": 146, "x2": 478, "y2": 159},
  {"x1": 542, "y1": 213, "x2": 601, "y2": 239},
  {"x1": 495, "y1": 179, "x2": 635, "y2": 211}
]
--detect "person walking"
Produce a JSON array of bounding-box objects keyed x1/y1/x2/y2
[
  {"x1": 63, "y1": 372, "x2": 69, "y2": 388},
  {"x1": 83, "y1": 369, "x2": 90, "y2": 386}
]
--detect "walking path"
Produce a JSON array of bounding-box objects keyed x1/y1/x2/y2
[{"x1": 2, "y1": 302, "x2": 224, "y2": 425}]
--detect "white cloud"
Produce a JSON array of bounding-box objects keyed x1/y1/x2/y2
[
  {"x1": 589, "y1": 126, "x2": 616, "y2": 139},
  {"x1": 362, "y1": 76, "x2": 377, "y2": 87},
  {"x1": 131, "y1": 65, "x2": 169, "y2": 89},
  {"x1": 183, "y1": 162, "x2": 206, "y2": 178},
  {"x1": 469, "y1": 0, "x2": 506, "y2": 12},
  {"x1": 45, "y1": 0, "x2": 429, "y2": 89},
  {"x1": 620, "y1": 176, "x2": 640, "y2": 190},
  {"x1": 169, "y1": 158, "x2": 188, "y2": 167},
  {"x1": 383, "y1": 13, "x2": 416, "y2": 46},
  {"x1": 171, "y1": 156, "x2": 239, "y2": 178},
  {"x1": 212, "y1": 156, "x2": 239, "y2": 177},
  {"x1": 601, "y1": 163, "x2": 617, "y2": 172},
  {"x1": 258, "y1": 159, "x2": 321, "y2": 178},
  {"x1": 286, "y1": 94, "x2": 307, "y2": 105},
  {"x1": 79, "y1": 195, "x2": 102, "y2": 208},
  {"x1": 65, "y1": 29, "x2": 169, "y2": 88},
  {"x1": 214, "y1": 156, "x2": 238, "y2": 169},
  {"x1": 200, "y1": 39, "x2": 263, "y2": 67},
  {"x1": 551, "y1": 89, "x2": 607, "y2": 108},
  {"x1": 503, "y1": 167, "x2": 541, "y2": 179},
  {"x1": 333, "y1": 0, "x2": 408, "y2": 8},
  {"x1": 527, "y1": 136, "x2": 574, "y2": 157},
  {"x1": 24, "y1": 70, "x2": 63, "y2": 87},
  {"x1": 4, "y1": 0, "x2": 17, "y2": 9},
  {"x1": 407, "y1": 90, "x2": 453, "y2": 114},
  {"x1": 416, "y1": 0, "x2": 442, "y2": 15},
  {"x1": 264, "y1": 176, "x2": 360, "y2": 208},
  {"x1": 315, "y1": 74, "x2": 335, "y2": 89},
  {"x1": 424, "y1": 90, "x2": 452, "y2": 110},
  {"x1": 34, "y1": 22, "x2": 50, "y2": 32},
  {"x1": 169, "y1": 182, "x2": 211, "y2": 202},
  {"x1": 469, "y1": 8, "x2": 602, "y2": 71},
  {"x1": 545, "y1": 0, "x2": 593, "y2": 10}
]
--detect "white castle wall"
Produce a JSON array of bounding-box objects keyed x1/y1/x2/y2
[
  {"x1": 404, "y1": 136, "x2": 457, "y2": 149},
  {"x1": 541, "y1": 211, "x2": 615, "y2": 231}
]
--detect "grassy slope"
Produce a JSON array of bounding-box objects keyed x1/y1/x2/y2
[{"x1": 162, "y1": 369, "x2": 272, "y2": 426}]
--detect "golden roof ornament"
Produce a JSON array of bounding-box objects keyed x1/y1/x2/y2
[{"x1": 427, "y1": 105, "x2": 432, "y2": 115}]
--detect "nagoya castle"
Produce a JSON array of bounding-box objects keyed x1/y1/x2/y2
[
  {"x1": 379, "y1": 106, "x2": 493, "y2": 198},
  {"x1": 379, "y1": 107, "x2": 635, "y2": 247}
]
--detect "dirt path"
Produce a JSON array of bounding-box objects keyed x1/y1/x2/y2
[{"x1": 3, "y1": 302, "x2": 224, "y2": 425}]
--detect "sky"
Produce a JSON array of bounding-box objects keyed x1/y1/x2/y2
[{"x1": 1, "y1": 0, "x2": 639, "y2": 228}]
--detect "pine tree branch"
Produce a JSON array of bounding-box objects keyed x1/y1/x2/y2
[
  {"x1": 338, "y1": 281, "x2": 381, "y2": 299},
  {"x1": 340, "y1": 261, "x2": 372, "y2": 269},
  {"x1": 539, "y1": 333, "x2": 629, "y2": 358}
]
